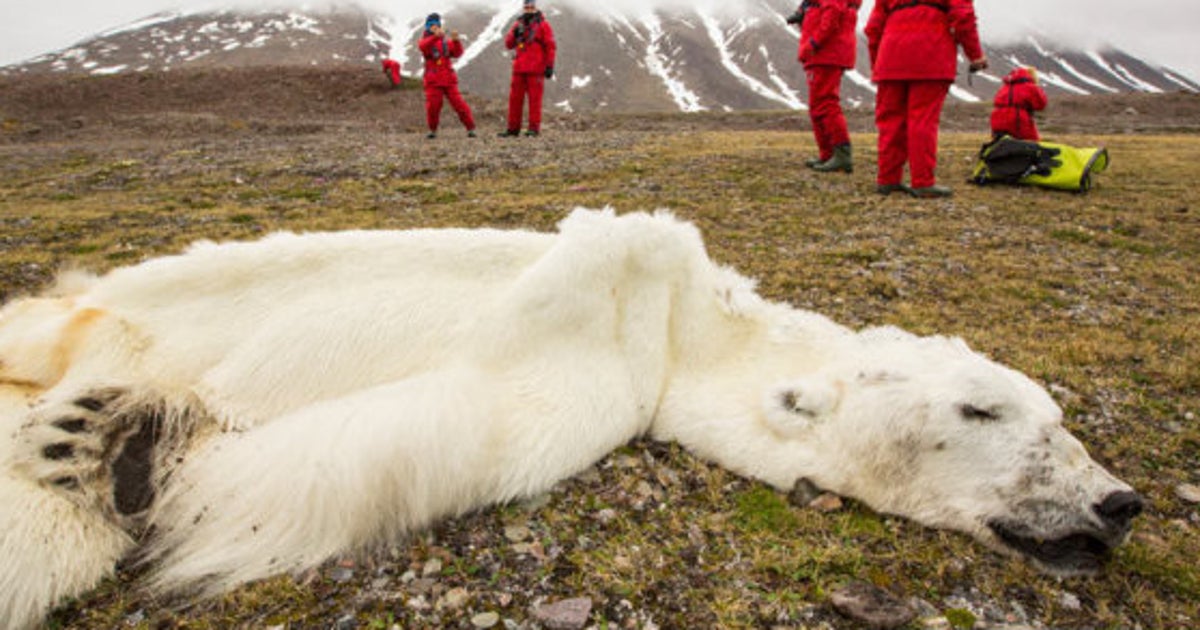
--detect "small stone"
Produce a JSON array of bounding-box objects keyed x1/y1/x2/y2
[
  {"x1": 788, "y1": 478, "x2": 822, "y2": 506},
  {"x1": 809, "y1": 493, "x2": 844, "y2": 512},
  {"x1": 408, "y1": 578, "x2": 438, "y2": 596},
  {"x1": 334, "y1": 614, "x2": 356, "y2": 630},
  {"x1": 1175, "y1": 483, "x2": 1200, "y2": 504},
  {"x1": 437, "y1": 586, "x2": 470, "y2": 611},
  {"x1": 830, "y1": 581, "x2": 916, "y2": 629},
  {"x1": 595, "y1": 508, "x2": 618, "y2": 524},
  {"x1": 504, "y1": 524, "x2": 532, "y2": 542},
  {"x1": 533, "y1": 597, "x2": 593, "y2": 630},
  {"x1": 1058, "y1": 590, "x2": 1082, "y2": 611},
  {"x1": 422, "y1": 557, "x2": 443, "y2": 577},
  {"x1": 329, "y1": 567, "x2": 354, "y2": 583},
  {"x1": 472, "y1": 612, "x2": 501, "y2": 628}
]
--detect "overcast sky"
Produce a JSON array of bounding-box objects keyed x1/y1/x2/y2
[{"x1": 0, "y1": 0, "x2": 1197, "y2": 80}]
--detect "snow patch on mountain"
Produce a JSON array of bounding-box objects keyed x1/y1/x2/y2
[
  {"x1": 457, "y1": 8, "x2": 511, "y2": 70},
  {"x1": 699, "y1": 12, "x2": 801, "y2": 109},
  {"x1": 643, "y1": 13, "x2": 705, "y2": 112}
]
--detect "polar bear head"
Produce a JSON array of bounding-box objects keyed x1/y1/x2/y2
[{"x1": 765, "y1": 326, "x2": 1142, "y2": 575}]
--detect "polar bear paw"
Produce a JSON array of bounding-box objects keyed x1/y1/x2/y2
[{"x1": 18, "y1": 388, "x2": 162, "y2": 523}]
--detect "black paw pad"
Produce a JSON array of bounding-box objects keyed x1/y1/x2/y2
[
  {"x1": 42, "y1": 443, "x2": 75, "y2": 460},
  {"x1": 112, "y1": 413, "x2": 162, "y2": 516}
]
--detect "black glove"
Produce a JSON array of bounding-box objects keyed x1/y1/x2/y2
[
  {"x1": 785, "y1": 11, "x2": 805, "y2": 25},
  {"x1": 544, "y1": 66, "x2": 554, "y2": 79}
]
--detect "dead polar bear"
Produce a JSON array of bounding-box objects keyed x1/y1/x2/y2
[{"x1": 0, "y1": 208, "x2": 1142, "y2": 628}]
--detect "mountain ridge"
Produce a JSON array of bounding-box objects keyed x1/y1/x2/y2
[{"x1": 3, "y1": 3, "x2": 1196, "y2": 112}]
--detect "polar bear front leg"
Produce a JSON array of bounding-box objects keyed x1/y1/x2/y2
[{"x1": 15, "y1": 388, "x2": 164, "y2": 525}]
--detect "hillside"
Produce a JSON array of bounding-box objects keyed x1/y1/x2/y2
[
  {"x1": 3, "y1": 3, "x2": 1197, "y2": 113},
  {"x1": 3, "y1": 65, "x2": 1200, "y2": 147}
]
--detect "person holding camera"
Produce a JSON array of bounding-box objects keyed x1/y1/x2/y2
[
  {"x1": 787, "y1": 0, "x2": 861, "y2": 174},
  {"x1": 500, "y1": 0, "x2": 556, "y2": 137},
  {"x1": 418, "y1": 13, "x2": 477, "y2": 139},
  {"x1": 990, "y1": 66, "x2": 1047, "y2": 141},
  {"x1": 866, "y1": 0, "x2": 987, "y2": 197}
]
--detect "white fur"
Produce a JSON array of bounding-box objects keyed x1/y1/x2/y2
[{"x1": 0, "y1": 208, "x2": 1137, "y2": 628}]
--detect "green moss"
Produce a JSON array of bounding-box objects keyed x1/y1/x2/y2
[
  {"x1": 945, "y1": 607, "x2": 977, "y2": 628},
  {"x1": 733, "y1": 486, "x2": 797, "y2": 533}
]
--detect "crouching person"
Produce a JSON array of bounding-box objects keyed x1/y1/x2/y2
[
  {"x1": 991, "y1": 66, "x2": 1047, "y2": 141},
  {"x1": 419, "y1": 13, "x2": 476, "y2": 139}
]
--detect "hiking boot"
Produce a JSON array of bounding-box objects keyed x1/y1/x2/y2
[
  {"x1": 812, "y1": 144, "x2": 852, "y2": 173},
  {"x1": 910, "y1": 184, "x2": 953, "y2": 198},
  {"x1": 524, "y1": 129, "x2": 540, "y2": 137},
  {"x1": 876, "y1": 183, "x2": 912, "y2": 196},
  {"x1": 497, "y1": 129, "x2": 520, "y2": 137},
  {"x1": 805, "y1": 156, "x2": 827, "y2": 168},
  {"x1": 426, "y1": 132, "x2": 437, "y2": 139},
  {"x1": 467, "y1": 130, "x2": 477, "y2": 138}
]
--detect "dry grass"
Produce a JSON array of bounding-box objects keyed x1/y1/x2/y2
[{"x1": 1, "y1": 125, "x2": 1198, "y2": 629}]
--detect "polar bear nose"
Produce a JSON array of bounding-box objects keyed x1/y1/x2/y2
[{"x1": 1093, "y1": 490, "x2": 1144, "y2": 530}]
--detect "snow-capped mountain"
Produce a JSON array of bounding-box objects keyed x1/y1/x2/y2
[{"x1": 3, "y1": 2, "x2": 1196, "y2": 112}]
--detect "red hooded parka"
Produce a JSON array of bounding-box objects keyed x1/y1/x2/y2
[
  {"x1": 865, "y1": 0, "x2": 983, "y2": 81},
  {"x1": 799, "y1": 0, "x2": 859, "y2": 69},
  {"x1": 990, "y1": 67, "x2": 1048, "y2": 141}
]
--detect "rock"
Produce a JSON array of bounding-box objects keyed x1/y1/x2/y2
[
  {"x1": 1058, "y1": 590, "x2": 1082, "y2": 611},
  {"x1": 1175, "y1": 483, "x2": 1200, "y2": 504},
  {"x1": 472, "y1": 612, "x2": 501, "y2": 628},
  {"x1": 809, "y1": 493, "x2": 844, "y2": 512},
  {"x1": 532, "y1": 597, "x2": 593, "y2": 630},
  {"x1": 829, "y1": 582, "x2": 916, "y2": 629},
  {"x1": 422, "y1": 557, "x2": 443, "y2": 577},
  {"x1": 788, "y1": 478, "x2": 822, "y2": 506},
  {"x1": 504, "y1": 524, "x2": 532, "y2": 542},
  {"x1": 329, "y1": 567, "x2": 354, "y2": 583},
  {"x1": 437, "y1": 586, "x2": 471, "y2": 611}
]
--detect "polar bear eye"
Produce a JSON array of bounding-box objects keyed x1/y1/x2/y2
[{"x1": 959, "y1": 403, "x2": 1000, "y2": 422}]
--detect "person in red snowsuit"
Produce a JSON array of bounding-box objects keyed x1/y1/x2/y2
[
  {"x1": 418, "y1": 13, "x2": 476, "y2": 139},
  {"x1": 381, "y1": 58, "x2": 402, "y2": 87},
  {"x1": 865, "y1": 0, "x2": 987, "y2": 197},
  {"x1": 500, "y1": 0, "x2": 556, "y2": 137},
  {"x1": 789, "y1": 0, "x2": 861, "y2": 173},
  {"x1": 990, "y1": 67, "x2": 1047, "y2": 141}
]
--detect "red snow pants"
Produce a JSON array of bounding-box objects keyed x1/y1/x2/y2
[
  {"x1": 507, "y1": 73, "x2": 545, "y2": 132},
  {"x1": 806, "y1": 65, "x2": 850, "y2": 160},
  {"x1": 424, "y1": 85, "x2": 475, "y2": 132},
  {"x1": 874, "y1": 80, "x2": 951, "y2": 188}
]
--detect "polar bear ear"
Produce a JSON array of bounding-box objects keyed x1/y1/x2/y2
[{"x1": 762, "y1": 377, "x2": 841, "y2": 438}]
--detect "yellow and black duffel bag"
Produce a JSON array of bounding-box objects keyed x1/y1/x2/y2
[{"x1": 970, "y1": 134, "x2": 1109, "y2": 192}]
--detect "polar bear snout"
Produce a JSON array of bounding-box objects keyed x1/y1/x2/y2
[{"x1": 1093, "y1": 489, "x2": 1144, "y2": 533}]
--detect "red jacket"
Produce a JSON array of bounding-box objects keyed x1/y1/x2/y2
[
  {"x1": 990, "y1": 68, "x2": 1048, "y2": 140},
  {"x1": 419, "y1": 33, "x2": 464, "y2": 88},
  {"x1": 865, "y1": 0, "x2": 983, "y2": 81},
  {"x1": 798, "y1": 0, "x2": 860, "y2": 69},
  {"x1": 505, "y1": 12, "x2": 556, "y2": 74}
]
